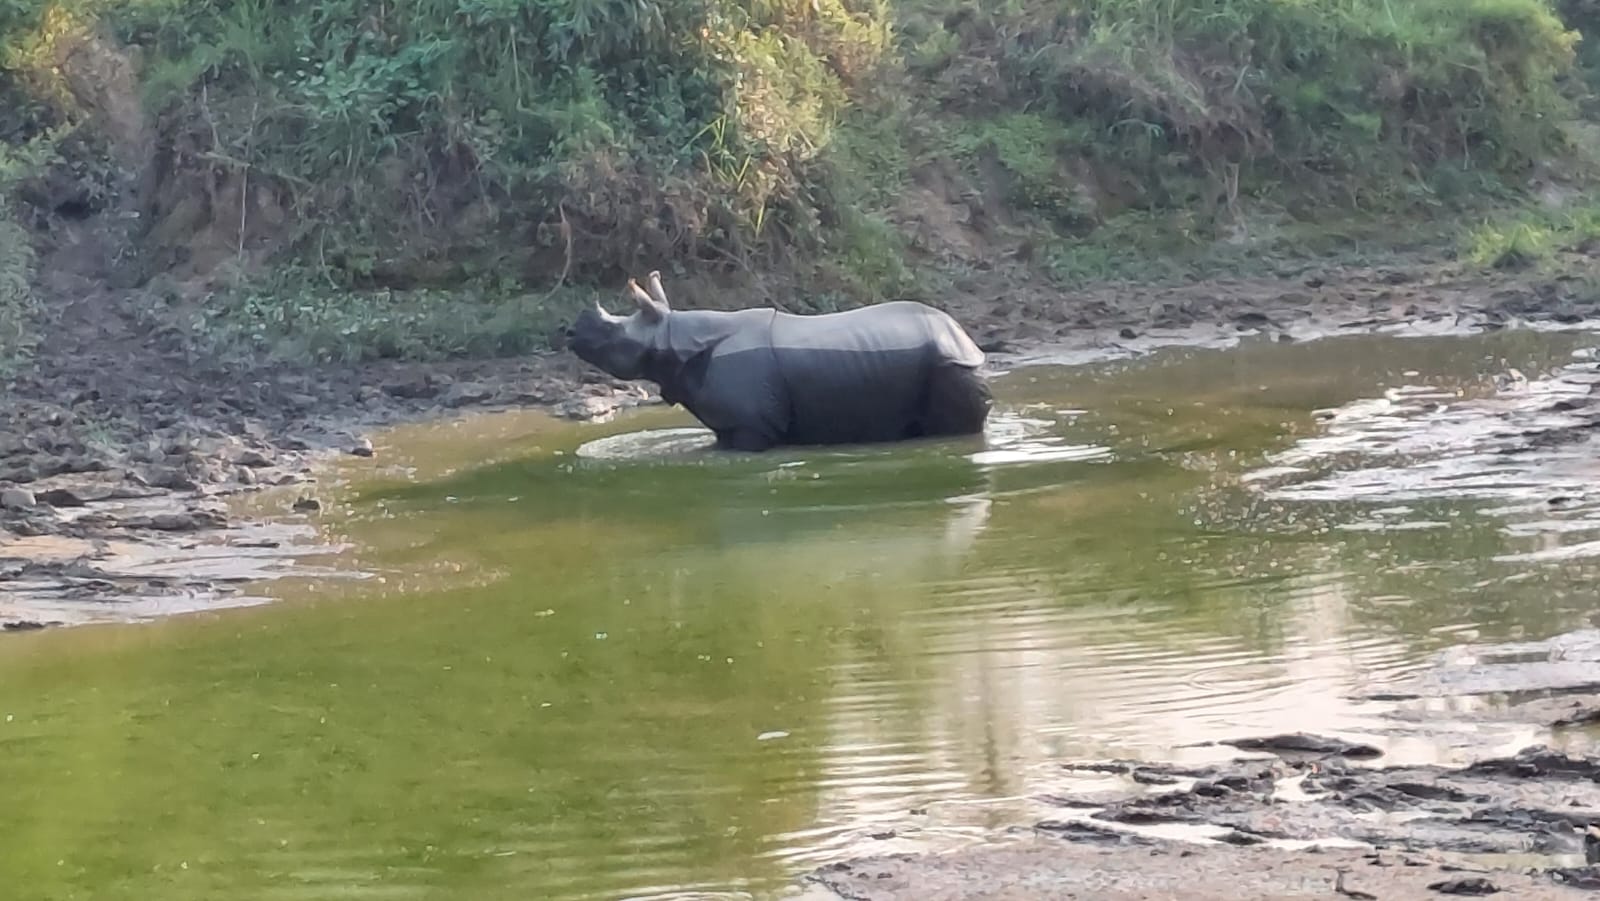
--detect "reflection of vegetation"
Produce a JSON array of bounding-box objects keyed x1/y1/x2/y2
[{"x1": 0, "y1": 521, "x2": 915, "y2": 899}]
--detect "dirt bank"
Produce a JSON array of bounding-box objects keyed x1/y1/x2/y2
[{"x1": 3, "y1": 249, "x2": 1600, "y2": 629}]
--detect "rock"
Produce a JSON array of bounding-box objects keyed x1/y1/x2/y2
[
  {"x1": 293, "y1": 496, "x2": 322, "y2": 513},
  {"x1": 230, "y1": 447, "x2": 276, "y2": 468},
  {"x1": 193, "y1": 435, "x2": 240, "y2": 458},
  {"x1": 1223, "y1": 732, "x2": 1383, "y2": 760},
  {"x1": 121, "y1": 511, "x2": 227, "y2": 532},
  {"x1": 0, "y1": 462, "x2": 38, "y2": 484},
  {"x1": 347, "y1": 438, "x2": 374, "y2": 458},
  {"x1": 127, "y1": 467, "x2": 181, "y2": 490},
  {"x1": 1426, "y1": 876, "x2": 1499, "y2": 895},
  {"x1": 1548, "y1": 867, "x2": 1600, "y2": 889},
  {"x1": 1131, "y1": 768, "x2": 1180, "y2": 786},
  {"x1": 54, "y1": 455, "x2": 109, "y2": 477},
  {"x1": 444, "y1": 382, "x2": 494, "y2": 408},
  {"x1": 556, "y1": 395, "x2": 622, "y2": 421},
  {"x1": 1463, "y1": 745, "x2": 1600, "y2": 780},
  {"x1": 236, "y1": 466, "x2": 258, "y2": 486},
  {"x1": 1, "y1": 487, "x2": 36, "y2": 510},
  {"x1": 231, "y1": 539, "x2": 281, "y2": 549},
  {"x1": 383, "y1": 376, "x2": 443, "y2": 399},
  {"x1": 34, "y1": 487, "x2": 89, "y2": 507},
  {"x1": 1034, "y1": 820, "x2": 1160, "y2": 845}
]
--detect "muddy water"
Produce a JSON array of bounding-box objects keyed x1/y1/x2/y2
[{"x1": 3, "y1": 327, "x2": 1600, "y2": 900}]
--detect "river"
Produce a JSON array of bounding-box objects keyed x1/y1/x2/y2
[{"x1": 2, "y1": 326, "x2": 1599, "y2": 900}]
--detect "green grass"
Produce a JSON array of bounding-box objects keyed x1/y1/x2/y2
[
  {"x1": 1460, "y1": 202, "x2": 1600, "y2": 270},
  {"x1": 174, "y1": 265, "x2": 602, "y2": 365},
  {"x1": 1, "y1": 0, "x2": 1597, "y2": 363}
]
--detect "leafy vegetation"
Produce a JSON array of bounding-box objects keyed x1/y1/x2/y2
[
  {"x1": 0, "y1": 0, "x2": 1596, "y2": 363},
  {"x1": 1461, "y1": 201, "x2": 1600, "y2": 269},
  {"x1": 0, "y1": 129, "x2": 55, "y2": 371}
]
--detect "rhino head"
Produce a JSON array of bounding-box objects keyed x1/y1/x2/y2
[{"x1": 566, "y1": 270, "x2": 673, "y2": 380}]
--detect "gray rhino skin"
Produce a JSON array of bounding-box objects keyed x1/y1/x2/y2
[{"x1": 566, "y1": 271, "x2": 991, "y2": 452}]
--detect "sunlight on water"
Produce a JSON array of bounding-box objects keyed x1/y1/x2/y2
[
  {"x1": 1, "y1": 328, "x2": 1598, "y2": 900},
  {"x1": 1245, "y1": 347, "x2": 1600, "y2": 564},
  {"x1": 575, "y1": 426, "x2": 720, "y2": 460},
  {"x1": 570, "y1": 409, "x2": 1113, "y2": 470}
]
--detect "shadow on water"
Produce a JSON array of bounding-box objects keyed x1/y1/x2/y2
[{"x1": 1, "y1": 327, "x2": 1599, "y2": 900}]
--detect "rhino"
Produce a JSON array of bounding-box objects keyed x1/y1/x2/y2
[{"x1": 565, "y1": 271, "x2": 992, "y2": 452}]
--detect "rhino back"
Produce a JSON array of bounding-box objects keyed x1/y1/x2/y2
[
  {"x1": 767, "y1": 301, "x2": 975, "y2": 444},
  {"x1": 771, "y1": 301, "x2": 982, "y2": 365}
]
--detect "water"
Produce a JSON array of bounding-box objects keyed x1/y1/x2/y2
[{"x1": 2, "y1": 328, "x2": 1599, "y2": 900}]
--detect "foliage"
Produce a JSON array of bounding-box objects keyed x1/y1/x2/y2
[
  {"x1": 0, "y1": 128, "x2": 56, "y2": 370},
  {"x1": 907, "y1": 0, "x2": 1583, "y2": 227},
  {"x1": 0, "y1": 0, "x2": 1596, "y2": 364},
  {"x1": 1460, "y1": 201, "x2": 1600, "y2": 269},
  {"x1": 90, "y1": 0, "x2": 890, "y2": 283},
  {"x1": 181, "y1": 265, "x2": 597, "y2": 364}
]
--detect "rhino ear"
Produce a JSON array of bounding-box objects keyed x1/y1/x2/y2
[
  {"x1": 626, "y1": 278, "x2": 667, "y2": 323},
  {"x1": 646, "y1": 270, "x2": 671, "y2": 310}
]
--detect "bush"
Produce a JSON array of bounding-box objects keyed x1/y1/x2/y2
[
  {"x1": 92, "y1": 0, "x2": 894, "y2": 284},
  {"x1": 913, "y1": 0, "x2": 1581, "y2": 222}
]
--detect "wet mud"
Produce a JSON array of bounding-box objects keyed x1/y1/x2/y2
[
  {"x1": 798, "y1": 740, "x2": 1600, "y2": 900},
  {"x1": 797, "y1": 836, "x2": 1600, "y2": 900}
]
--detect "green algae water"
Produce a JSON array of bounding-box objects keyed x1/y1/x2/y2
[{"x1": 4, "y1": 327, "x2": 1600, "y2": 900}]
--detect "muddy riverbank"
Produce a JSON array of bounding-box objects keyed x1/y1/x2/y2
[
  {"x1": 2, "y1": 252, "x2": 1599, "y2": 629},
  {"x1": 798, "y1": 630, "x2": 1600, "y2": 898},
  {"x1": 796, "y1": 730, "x2": 1600, "y2": 900}
]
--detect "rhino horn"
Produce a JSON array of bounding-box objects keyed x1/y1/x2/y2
[
  {"x1": 646, "y1": 270, "x2": 671, "y2": 309},
  {"x1": 627, "y1": 278, "x2": 667, "y2": 322}
]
